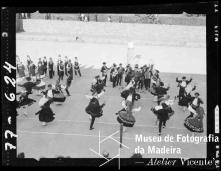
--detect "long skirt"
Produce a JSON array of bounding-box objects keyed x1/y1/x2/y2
[
  {"x1": 53, "y1": 92, "x2": 66, "y2": 102},
  {"x1": 117, "y1": 110, "x2": 135, "y2": 127},
  {"x1": 36, "y1": 107, "x2": 55, "y2": 123},
  {"x1": 184, "y1": 107, "x2": 204, "y2": 133},
  {"x1": 85, "y1": 106, "x2": 103, "y2": 118}
]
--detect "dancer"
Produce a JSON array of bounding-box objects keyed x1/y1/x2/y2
[
  {"x1": 74, "y1": 57, "x2": 81, "y2": 77},
  {"x1": 178, "y1": 84, "x2": 196, "y2": 112},
  {"x1": 117, "y1": 90, "x2": 141, "y2": 132},
  {"x1": 85, "y1": 90, "x2": 105, "y2": 130},
  {"x1": 151, "y1": 81, "x2": 170, "y2": 105},
  {"x1": 35, "y1": 94, "x2": 55, "y2": 126},
  {"x1": 16, "y1": 77, "x2": 38, "y2": 116},
  {"x1": 176, "y1": 76, "x2": 192, "y2": 103},
  {"x1": 151, "y1": 102, "x2": 174, "y2": 136},
  {"x1": 184, "y1": 104, "x2": 205, "y2": 133},
  {"x1": 187, "y1": 92, "x2": 204, "y2": 118}
]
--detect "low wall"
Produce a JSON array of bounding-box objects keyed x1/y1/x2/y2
[{"x1": 18, "y1": 19, "x2": 206, "y2": 48}]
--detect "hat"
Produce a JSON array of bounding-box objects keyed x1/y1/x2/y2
[
  {"x1": 161, "y1": 103, "x2": 168, "y2": 109},
  {"x1": 195, "y1": 92, "x2": 200, "y2": 96},
  {"x1": 26, "y1": 77, "x2": 31, "y2": 81}
]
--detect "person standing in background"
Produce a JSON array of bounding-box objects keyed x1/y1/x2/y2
[
  {"x1": 117, "y1": 63, "x2": 125, "y2": 86},
  {"x1": 67, "y1": 59, "x2": 74, "y2": 80},
  {"x1": 27, "y1": 55, "x2": 32, "y2": 76},
  {"x1": 144, "y1": 65, "x2": 151, "y2": 91},
  {"x1": 65, "y1": 72, "x2": 72, "y2": 96},
  {"x1": 37, "y1": 58, "x2": 44, "y2": 79},
  {"x1": 43, "y1": 56, "x2": 48, "y2": 76},
  {"x1": 64, "y1": 56, "x2": 69, "y2": 77},
  {"x1": 100, "y1": 62, "x2": 108, "y2": 86},
  {"x1": 58, "y1": 61, "x2": 65, "y2": 81},
  {"x1": 29, "y1": 60, "x2": 36, "y2": 77},
  {"x1": 17, "y1": 61, "x2": 26, "y2": 78},
  {"x1": 74, "y1": 57, "x2": 81, "y2": 77},
  {"x1": 48, "y1": 57, "x2": 54, "y2": 79}
]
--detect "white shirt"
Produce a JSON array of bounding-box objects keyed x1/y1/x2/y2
[{"x1": 47, "y1": 89, "x2": 53, "y2": 98}]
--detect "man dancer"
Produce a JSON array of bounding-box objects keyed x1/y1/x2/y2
[{"x1": 176, "y1": 76, "x2": 192, "y2": 103}]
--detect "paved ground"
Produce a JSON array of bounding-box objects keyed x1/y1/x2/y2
[{"x1": 16, "y1": 42, "x2": 206, "y2": 159}]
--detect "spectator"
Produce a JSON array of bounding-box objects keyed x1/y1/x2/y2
[{"x1": 17, "y1": 152, "x2": 25, "y2": 158}]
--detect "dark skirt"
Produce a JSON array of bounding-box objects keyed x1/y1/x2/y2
[
  {"x1": 17, "y1": 97, "x2": 36, "y2": 108},
  {"x1": 33, "y1": 84, "x2": 46, "y2": 91},
  {"x1": 178, "y1": 97, "x2": 189, "y2": 107},
  {"x1": 53, "y1": 93, "x2": 66, "y2": 102},
  {"x1": 184, "y1": 107, "x2": 204, "y2": 133},
  {"x1": 85, "y1": 106, "x2": 103, "y2": 118},
  {"x1": 117, "y1": 110, "x2": 135, "y2": 127},
  {"x1": 36, "y1": 107, "x2": 55, "y2": 123}
]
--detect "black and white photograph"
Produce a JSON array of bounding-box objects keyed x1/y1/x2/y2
[{"x1": 1, "y1": 3, "x2": 220, "y2": 168}]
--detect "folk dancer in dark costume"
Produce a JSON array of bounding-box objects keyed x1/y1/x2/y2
[
  {"x1": 16, "y1": 77, "x2": 38, "y2": 116},
  {"x1": 184, "y1": 92, "x2": 205, "y2": 133},
  {"x1": 74, "y1": 57, "x2": 81, "y2": 77},
  {"x1": 116, "y1": 88, "x2": 141, "y2": 132},
  {"x1": 178, "y1": 84, "x2": 196, "y2": 112},
  {"x1": 151, "y1": 81, "x2": 170, "y2": 105},
  {"x1": 43, "y1": 56, "x2": 48, "y2": 76},
  {"x1": 116, "y1": 85, "x2": 141, "y2": 115},
  {"x1": 85, "y1": 90, "x2": 105, "y2": 130},
  {"x1": 176, "y1": 76, "x2": 192, "y2": 103},
  {"x1": 90, "y1": 75, "x2": 105, "y2": 95},
  {"x1": 151, "y1": 102, "x2": 174, "y2": 136},
  {"x1": 36, "y1": 84, "x2": 55, "y2": 126},
  {"x1": 100, "y1": 62, "x2": 109, "y2": 86},
  {"x1": 52, "y1": 80, "x2": 66, "y2": 103}
]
